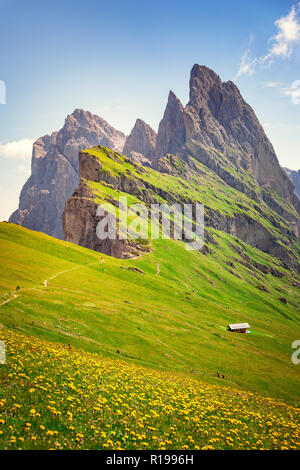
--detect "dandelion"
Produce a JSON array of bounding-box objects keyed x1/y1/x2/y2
[{"x1": 0, "y1": 328, "x2": 299, "y2": 451}]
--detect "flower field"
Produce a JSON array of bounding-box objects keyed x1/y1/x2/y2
[{"x1": 0, "y1": 328, "x2": 299, "y2": 450}]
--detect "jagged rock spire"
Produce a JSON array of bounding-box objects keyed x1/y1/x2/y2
[
  {"x1": 123, "y1": 119, "x2": 157, "y2": 163},
  {"x1": 155, "y1": 91, "x2": 185, "y2": 158}
]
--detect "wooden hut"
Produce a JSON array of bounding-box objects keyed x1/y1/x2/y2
[{"x1": 228, "y1": 323, "x2": 250, "y2": 333}]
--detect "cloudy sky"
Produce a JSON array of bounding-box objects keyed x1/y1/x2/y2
[{"x1": 0, "y1": 0, "x2": 300, "y2": 221}]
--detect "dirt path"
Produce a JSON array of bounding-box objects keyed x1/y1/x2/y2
[
  {"x1": 0, "y1": 294, "x2": 18, "y2": 306},
  {"x1": 0, "y1": 260, "x2": 100, "y2": 307},
  {"x1": 43, "y1": 260, "x2": 100, "y2": 287},
  {"x1": 156, "y1": 263, "x2": 160, "y2": 275},
  {"x1": 43, "y1": 265, "x2": 82, "y2": 286},
  {"x1": 154, "y1": 338, "x2": 185, "y2": 362}
]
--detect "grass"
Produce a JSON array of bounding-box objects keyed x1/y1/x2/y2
[
  {"x1": 0, "y1": 328, "x2": 299, "y2": 450},
  {"x1": 0, "y1": 221, "x2": 299, "y2": 405}
]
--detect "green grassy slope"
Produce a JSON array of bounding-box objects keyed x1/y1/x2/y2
[{"x1": 0, "y1": 221, "x2": 299, "y2": 403}]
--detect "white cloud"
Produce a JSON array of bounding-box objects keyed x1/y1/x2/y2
[
  {"x1": 236, "y1": 52, "x2": 257, "y2": 78},
  {"x1": 281, "y1": 80, "x2": 300, "y2": 104},
  {"x1": 0, "y1": 138, "x2": 34, "y2": 160},
  {"x1": 265, "y1": 81, "x2": 280, "y2": 88},
  {"x1": 262, "y1": 2, "x2": 300, "y2": 65},
  {"x1": 236, "y1": 3, "x2": 300, "y2": 77}
]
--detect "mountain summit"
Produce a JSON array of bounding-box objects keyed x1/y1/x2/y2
[
  {"x1": 123, "y1": 118, "x2": 157, "y2": 164},
  {"x1": 155, "y1": 65, "x2": 299, "y2": 216}
]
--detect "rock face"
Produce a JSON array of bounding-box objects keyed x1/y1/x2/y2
[
  {"x1": 10, "y1": 109, "x2": 126, "y2": 239},
  {"x1": 123, "y1": 119, "x2": 157, "y2": 165},
  {"x1": 63, "y1": 148, "x2": 150, "y2": 258},
  {"x1": 63, "y1": 182, "x2": 143, "y2": 258},
  {"x1": 285, "y1": 168, "x2": 300, "y2": 200},
  {"x1": 155, "y1": 65, "x2": 300, "y2": 223}
]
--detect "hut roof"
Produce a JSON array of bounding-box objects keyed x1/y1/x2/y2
[{"x1": 228, "y1": 323, "x2": 250, "y2": 330}]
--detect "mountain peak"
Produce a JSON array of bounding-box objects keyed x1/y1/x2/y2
[
  {"x1": 168, "y1": 90, "x2": 179, "y2": 102},
  {"x1": 10, "y1": 110, "x2": 126, "y2": 239},
  {"x1": 72, "y1": 108, "x2": 89, "y2": 117},
  {"x1": 155, "y1": 91, "x2": 185, "y2": 159},
  {"x1": 191, "y1": 63, "x2": 222, "y2": 80},
  {"x1": 66, "y1": 109, "x2": 108, "y2": 129},
  {"x1": 123, "y1": 118, "x2": 157, "y2": 163},
  {"x1": 133, "y1": 118, "x2": 153, "y2": 130},
  {"x1": 189, "y1": 64, "x2": 222, "y2": 96},
  {"x1": 67, "y1": 108, "x2": 94, "y2": 123}
]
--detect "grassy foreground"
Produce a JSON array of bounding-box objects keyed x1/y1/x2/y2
[
  {"x1": 0, "y1": 328, "x2": 300, "y2": 450},
  {"x1": 0, "y1": 222, "x2": 300, "y2": 404}
]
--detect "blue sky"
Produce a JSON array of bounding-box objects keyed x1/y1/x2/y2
[{"x1": 0, "y1": 0, "x2": 300, "y2": 220}]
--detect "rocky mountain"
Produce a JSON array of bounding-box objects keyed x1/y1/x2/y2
[
  {"x1": 285, "y1": 168, "x2": 300, "y2": 200},
  {"x1": 154, "y1": 65, "x2": 300, "y2": 233},
  {"x1": 10, "y1": 109, "x2": 126, "y2": 239},
  {"x1": 11, "y1": 65, "x2": 300, "y2": 248},
  {"x1": 122, "y1": 118, "x2": 157, "y2": 165}
]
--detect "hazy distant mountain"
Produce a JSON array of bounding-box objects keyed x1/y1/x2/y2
[{"x1": 284, "y1": 168, "x2": 300, "y2": 200}]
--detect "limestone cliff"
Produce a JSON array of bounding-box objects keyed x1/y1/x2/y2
[{"x1": 63, "y1": 148, "x2": 151, "y2": 258}]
